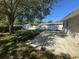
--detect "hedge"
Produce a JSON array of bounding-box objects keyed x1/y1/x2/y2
[
  {"x1": 0, "y1": 26, "x2": 22, "y2": 33},
  {"x1": 14, "y1": 30, "x2": 40, "y2": 42}
]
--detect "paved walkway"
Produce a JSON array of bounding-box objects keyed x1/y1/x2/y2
[{"x1": 27, "y1": 31, "x2": 79, "y2": 57}]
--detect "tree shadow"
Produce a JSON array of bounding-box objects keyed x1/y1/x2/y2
[
  {"x1": 0, "y1": 39, "x2": 18, "y2": 59},
  {"x1": 60, "y1": 53, "x2": 71, "y2": 59},
  {"x1": 30, "y1": 31, "x2": 55, "y2": 47},
  {"x1": 0, "y1": 32, "x2": 73, "y2": 59},
  {"x1": 0, "y1": 34, "x2": 43, "y2": 59},
  {"x1": 56, "y1": 31, "x2": 67, "y2": 38},
  {"x1": 0, "y1": 39, "x2": 73, "y2": 59},
  {"x1": 29, "y1": 30, "x2": 68, "y2": 48},
  {"x1": 44, "y1": 51, "x2": 71, "y2": 59}
]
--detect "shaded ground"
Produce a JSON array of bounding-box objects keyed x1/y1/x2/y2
[
  {"x1": 0, "y1": 33, "x2": 41, "y2": 59},
  {"x1": 28, "y1": 31, "x2": 79, "y2": 58},
  {"x1": 0, "y1": 32, "x2": 72, "y2": 59},
  {"x1": 0, "y1": 31, "x2": 79, "y2": 59}
]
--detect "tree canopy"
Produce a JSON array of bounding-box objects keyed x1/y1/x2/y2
[{"x1": 0, "y1": 0, "x2": 56, "y2": 33}]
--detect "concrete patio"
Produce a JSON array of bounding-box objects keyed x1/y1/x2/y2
[{"x1": 27, "y1": 31, "x2": 79, "y2": 58}]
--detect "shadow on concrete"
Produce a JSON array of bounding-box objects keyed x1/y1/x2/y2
[
  {"x1": 30, "y1": 31, "x2": 56, "y2": 47},
  {"x1": 56, "y1": 31, "x2": 67, "y2": 38}
]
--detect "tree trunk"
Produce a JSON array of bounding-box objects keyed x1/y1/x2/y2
[
  {"x1": 8, "y1": 15, "x2": 15, "y2": 33},
  {"x1": 9, "y1": 22, "x2": 14, "y2": 33}
]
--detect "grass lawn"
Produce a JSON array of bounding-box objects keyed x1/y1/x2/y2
[
  {"x1": 0, "y1": 30, "x2": 40, "y2": 59},
  {"x1": 0, "y1": 30, "x2": 56, "y2": 59},
  {"x1": 0, "y1": 30, "x2": 75, "y2": 59}
]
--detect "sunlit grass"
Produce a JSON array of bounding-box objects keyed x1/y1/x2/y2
[{"x1": 0, "y1": 31, "x2": 73, "y2": 59}]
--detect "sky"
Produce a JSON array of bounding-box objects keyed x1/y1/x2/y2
[{"x1": 43, "y1": 0, "x2": 79, "y2": 22}]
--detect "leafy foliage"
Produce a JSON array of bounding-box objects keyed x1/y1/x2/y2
[
  {"x1": 14, "y1": 30, "x2": 40, "y2": 42},
  {"x1": 0, "y1": 0, "x2": 56, "y2": 20},
  {"x1": 29, "y1": 51, "x2": 37, "y2": 59},
  {"x1": 0, "y1": 26, "x2": 22, "y2": 33},
  {"x1": 0, "y1": 15, "x2": 7, "y2": 26},
  {"x1": 0, "y1": 0, "x2": 56, "y2": 33},
  {"x1": 0, "y1": 31, "x2": 72, "y2": 59}
]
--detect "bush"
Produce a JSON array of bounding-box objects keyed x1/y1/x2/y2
[
  {"x1": 0, "y1": 26, "x2": 22, "y2": 33},
  {"x1": 14, "y1": 25, "x2": 23, "y2": 31},
  {"x1": 0, "y1": 30, "x2": 40, "y2": 43},
  {"x1": 44, "y1": 50, "x2": 56, "y2": 59},
  {"x1": 14, "y1": 30, "x2": 40, "y2": 42},
  {"x1": 29, "y1": 51, "x2": 37, "y2": 59},
  {"x1": 0, "y1": 26, "x2": 9, "y2": 32}
]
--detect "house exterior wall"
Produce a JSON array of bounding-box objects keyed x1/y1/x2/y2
[
  {"x1": 47, "y1": 24, "x2": 58, "y2": 30},
  {"x1": 63, "y1": 15, "x2": 79, "y2": 39},
  {"x1": 47, "y1": 24, "x2": 63, "y2": 31},
  {"x1": 23, "y1": 23, "x2": 63, "y2": 30}
]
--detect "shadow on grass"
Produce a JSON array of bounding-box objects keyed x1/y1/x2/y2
[
  {"x1": 0, "y1": 38, "x2": 34, "y2": 59},
  {"x1": 0, "y1": 33, "x2": 73, "y2": 59},
  {"x1": 0, "y1": 38, "x2": 72, "y2": 59},
  {"x1": 43, "y1": 51, "x2": 72, "y2": 59}
]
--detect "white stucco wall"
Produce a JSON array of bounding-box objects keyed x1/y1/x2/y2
[
  {"x1": 23, "y1": 23, "x2": 63, "y2": 30},
  {"x1": 63, "y1": 15, "x2": 79, "y2": 39}
]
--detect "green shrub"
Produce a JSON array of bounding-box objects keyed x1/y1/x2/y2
[
  {"x1": 0, "y1": 32, "x2": 14, "y2": 40},
  {"x1": 0, "y1": 26, "x2": 22, "y2": 33},
  {"x1": 0, "y1": 26, "x2": 9, "y2": 32},
  {"x1": 29, "y1": 51, "x2": 37, "y2": 59},
  {"x1": 15, "y1": 30, "x2": 40, "y2": 42},
  {"x1": 43, "y1": 50, "x2": 56, "y2": 59}
]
